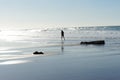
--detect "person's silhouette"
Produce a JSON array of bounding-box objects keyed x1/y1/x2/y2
[{"x1": 61, "y1": 30, "x2": 65, "y2": 40}]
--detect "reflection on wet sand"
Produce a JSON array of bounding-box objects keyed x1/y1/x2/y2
[
  {"x1": 0, "y1": 54, "x2": 34, "y2": 60},
  {"x1": 0, "y1": 60, "x2": 30, "y2": 65},
  {"x1": 0, "y1": 52, "x2": 60, "y2": 65},
  {"x1": 61, "y1": 41, "x2": 64, "y2": 53},
  {"x1": 0, "y1": 54, "x2": 33, "y2": 65}
]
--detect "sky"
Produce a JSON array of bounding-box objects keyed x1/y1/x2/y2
[{"x1": 0, "y1": 0, "x2": 120, "y2": 29}]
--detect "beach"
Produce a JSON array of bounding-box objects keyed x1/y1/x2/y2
[{"x1": 0, "y1": 26, "x2": 120, "y2": 80}]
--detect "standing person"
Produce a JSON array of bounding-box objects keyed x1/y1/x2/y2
[{"x1": 61, "y1": 30, "x2": 65, "y2": 40}]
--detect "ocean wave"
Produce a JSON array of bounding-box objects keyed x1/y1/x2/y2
[{"x1": 0, "y1": 26, "x2": 120, "y2": 44}]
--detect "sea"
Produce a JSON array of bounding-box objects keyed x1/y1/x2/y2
[{"x1": 0, "y1": 26, "x2": 120, "y2": 80}]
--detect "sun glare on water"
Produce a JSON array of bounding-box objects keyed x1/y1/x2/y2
[{"x1": 0, "y1": 30, "x2": 26, "y2": 41}]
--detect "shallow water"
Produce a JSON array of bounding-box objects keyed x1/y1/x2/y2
[{"x1": 0, "y1": 26, "x2": 120, "y2": 80}]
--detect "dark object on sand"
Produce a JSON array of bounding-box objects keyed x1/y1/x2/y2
[
  {"x1": 80, "y1": 40, "x2": 105, "y2": 45},
  {"x1": 33, "y1": 51, "x2": 44, "y2": 55}
]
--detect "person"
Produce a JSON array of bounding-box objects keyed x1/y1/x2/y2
[{"x1": 61, "y1": 30, "x2": 65, "y2": 40}]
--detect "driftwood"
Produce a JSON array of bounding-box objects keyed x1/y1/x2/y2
[
  {"x1": 33, "y1": 51, "x2": 44, "y2": 55},
  {"x1": 80, "y1": 40, "x2": 105, "y2": 45}
]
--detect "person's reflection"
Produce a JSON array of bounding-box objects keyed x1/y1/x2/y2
[{"x1": 61, "y1": 41, "x2": 64, "y2": 53}]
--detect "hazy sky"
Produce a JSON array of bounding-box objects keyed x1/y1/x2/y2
[{"x1": 0, "y1": 0, "x2": 120, "y2": 29}]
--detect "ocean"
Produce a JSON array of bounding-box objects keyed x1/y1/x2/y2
[{"x1": 0, "y1": 26, "x2": 120, "y2": 80}]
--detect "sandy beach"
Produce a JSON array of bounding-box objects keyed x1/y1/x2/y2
[{"x1": 0, "y1": 45, "x2": 120, "y2": 80}]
